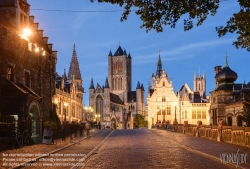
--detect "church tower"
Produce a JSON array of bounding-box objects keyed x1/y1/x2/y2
[
  {"x1": 68, "y1": 44, "x2": 82, "y2": 87},
  {"x1": 108, "y1": 46, "x2": 132, "y2": 103},
  {"x1": 193, "y1": 71, "x2": 206, "y2": 98}
]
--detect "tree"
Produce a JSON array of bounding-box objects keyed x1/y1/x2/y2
[
  {"x1": 133, "y1": 114, "x2": 147, "y2": 128},
  {"x1": 242, "y1": 94, "x2": 250, "y2": 126},
  {"x1": 90, "y1": 0, "x2": 250, "y2": 51}
]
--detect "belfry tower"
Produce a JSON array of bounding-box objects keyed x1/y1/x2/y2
[{"x1": 108, "y1": 45, "x2": 132, "y2": 103}]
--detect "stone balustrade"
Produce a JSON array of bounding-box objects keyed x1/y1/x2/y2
[{"x1": 166, "y1": 124, "x2": 250, "y2": 147}]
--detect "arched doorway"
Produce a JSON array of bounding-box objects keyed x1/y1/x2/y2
[
  {"x1": 28, "y1": 101, "x2": 42, "y2": 143},
  {"x1": 237, "y1": 115, "x2": 244, "y2": 127},
  {"x1": 227, "y1": 116, "x2": 232, "y2": 126}
]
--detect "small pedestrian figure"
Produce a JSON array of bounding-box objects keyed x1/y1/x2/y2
[{"x1": 85, "y1": 122, "x2": 90, "y2": 137}]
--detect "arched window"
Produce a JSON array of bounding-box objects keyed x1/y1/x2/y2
[{"x1": 96, "y1": 95, "x2": 103, "y2": 122}]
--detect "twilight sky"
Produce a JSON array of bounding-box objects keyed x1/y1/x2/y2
[{"x1": 29, "y1": 0, "x2": 250, "y2": 105}]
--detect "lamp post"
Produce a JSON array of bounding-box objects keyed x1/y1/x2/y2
[
  {"x1": 84, "y1": 106, "x2": 93, "y2": 121},
  {"x1": 173, "y1": 102, "x2": 178, "y2": 131},
  {"x1": 64, "y1": 102, "x2": 68, "y2": 122}
]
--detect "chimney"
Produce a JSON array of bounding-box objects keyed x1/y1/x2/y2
[
  {"x1": 38, "y1": 30, "x2": 44, "y2": 37},
  {"x1": 43, "y1": 37, "x2": 48, "y2": 44},
  {"x1": 33, "y1": 22, "x2": 39, "y2": 30}
]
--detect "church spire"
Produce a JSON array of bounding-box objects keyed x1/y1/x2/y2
[
  {"x1": 105, "y1": 77, "x2": 110, "y2": 88},
  {"x1": 68, "y1": 44, "x2": 82, "y2": 80},
  {"x1": 156, "y1": 51, "x2": 162, "y2": 77},
  {"x1": 89, "y1": 78, "x2": 95, "y2": 89},
  {"x1": 225, "y1": 52, "x2": 229, "y2": 67}
]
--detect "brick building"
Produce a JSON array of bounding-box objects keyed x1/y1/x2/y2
[{"x1": 0, "y1": 0, "x2": 57, "y2": 142}]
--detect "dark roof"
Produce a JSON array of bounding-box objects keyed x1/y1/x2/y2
[
  {"x1": 128, "y1": 53, "x2": 131, "y2": 58},
  {"x1": 193, "y1": 92, "x2": 202, "y2": 103},
  {"x1": 89, "y1": 78, "x2": 95, "y2": 89},
  {"x1": 114, "y1": 46, "x2": 124, "y2": 56},
  {"x1": 104, "y1": 77, "x2": 110, "y2": 88},
  {"x1": 1, "y1": 76, "x2": 41, "y2": 99},
  {"x1": 149, "y1": 89, "x2": 154, "y2": 97},
  {"x1": 227, "y1": 82, "x2": 250, "y2": 104},
  {"x1": 110, "y1": 93, "x2": 124, "y2": 105},
  {"x1": 128, "y1": 91, "x2": 136, "y2": 102},
  {"x1": 216, "y1": 83, "x2": 243, "y2": 91},
  {"x1": 215, "y1": 66, "x2": 237, "y2": 84},
  {"x1": 108, "y1": 50, "x2": 112, "y2": 56},
  {"x1": 141, "y1": 83, "x2": 145, "y2": 91},
  {"x1": 136, "y1": 81, "x2": 141, "y2": 89}
]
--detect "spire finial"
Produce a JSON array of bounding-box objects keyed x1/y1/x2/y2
[
  {"x1": 73, "y1": 43, "x2": 76, "y2": 52},
  {"x1": 159, "y1": 50, "x2": 161, "y2": 56},
  {"x1": 119, "y1": 41, "x2": 121, "y2": 46},
  {"x1": 225, "y1": 51, "x2": 229, "y2": 67}
]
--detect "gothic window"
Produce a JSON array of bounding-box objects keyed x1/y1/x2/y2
[
  {"x1": 163, "y1": 81, "x2": 165, "y2": 86},
  {"x1": 185, "y1": 111, "x2": 187, "y2": 119},
  {"x1": 24, "y1": 71, "x2": 30, "y2": 87},
  {"x1": 96, "y1": 95, "x2": 103, "y2": 121},
  {"x1": 7, "y1": 65, "x2": 14, "y2": 81},
  {"x1": 118, "y1": 61, "x2": 123, "y2": 72}
]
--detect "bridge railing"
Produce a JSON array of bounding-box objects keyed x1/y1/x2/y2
[{"x1": 164, "y1": 124, "x2": 250, "y2": 147}]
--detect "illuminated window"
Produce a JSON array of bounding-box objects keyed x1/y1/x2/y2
[
  {"x1": 167, "y1": 107, "x2": 171, "y2": 115},
  {"x1": 202, "y1": 110, "x2": 206, "y2": 119},
  {"x1": 7, "y1": 65, "x2": 14, "y2": 81},
  {"x1": 192, "y1": 110, "x2": 196, "y2": 119},
  {"x1": 197, "y1": 110, "x2": 201, "y2": 119}
]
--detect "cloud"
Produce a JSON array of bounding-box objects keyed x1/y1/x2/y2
[{"x1": 133, "y1": 38, "x2": 234, "y2": 64}]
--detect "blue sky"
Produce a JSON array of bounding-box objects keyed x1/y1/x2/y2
[{"x1": 29, "y1": 0, "x2": 250, "y2": 105}]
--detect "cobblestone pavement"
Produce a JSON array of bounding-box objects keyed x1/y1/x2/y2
[
  {"x1": 0, "y1": 129, "x2": 106, "y2": 169},
  {"x1": 84, "y1": 129, "x2": 250, "y2": 169}
]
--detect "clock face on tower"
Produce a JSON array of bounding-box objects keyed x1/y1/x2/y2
[{"x1": 113, "y1": 61, "x2": 123, "y2": 73}]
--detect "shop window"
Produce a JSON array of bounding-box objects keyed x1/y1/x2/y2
[{"x1": 7, "y1": 65, "x2": 14, "y2": 81}]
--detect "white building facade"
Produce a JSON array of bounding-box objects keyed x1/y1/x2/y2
[{"x1": 146, "y1": 54, "x2": 210, "y2": 127}]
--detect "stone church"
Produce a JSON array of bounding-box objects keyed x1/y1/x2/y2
[
  {"x1": 89, "y1": 46, "x2": 145, "y2": 129},
  {"x1": 54, "y1": 44, "x2": 84, "y2": 123}
]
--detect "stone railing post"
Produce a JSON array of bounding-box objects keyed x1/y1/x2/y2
[
  {"x1": 183, "y1": 121, "x2": 188, "y2": 134},
  {"x1": 217, "y1": 119, "x2": 226, "y2": 142},
  {"x1": 196, "y1": 121, "x2": 202, "y2": 137}
]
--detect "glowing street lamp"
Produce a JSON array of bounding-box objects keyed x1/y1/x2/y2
[
  {"x1": 64, "y1": 102, "x2": 68, "y2": 122},
  {"x1": 20, "y1": 28, "x2": 32, "y2": 40}
]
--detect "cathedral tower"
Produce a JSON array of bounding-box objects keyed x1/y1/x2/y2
[{"x1": 108, "y1": 46, "x2": 132, "y2": 103}]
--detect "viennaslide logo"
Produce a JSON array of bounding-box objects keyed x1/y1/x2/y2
[{"x1": 219, "y1": 149, "x2": 247, "y2": 168}]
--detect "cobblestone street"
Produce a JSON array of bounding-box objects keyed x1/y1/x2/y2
[
  {"x1": 1, "y1": 128, "x2": 250, "y2": 169},
  {"x1": 84, "y1": 129, "x2": 250, "y2": 169}
]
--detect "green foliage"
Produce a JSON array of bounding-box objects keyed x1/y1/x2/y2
[
  {"x1": 113, "y1": 121, "x2": 117, "y2": 130},
  {"x1": 242, "y1": 95, "x2": 250, "y2": 127},
  {"x1": 43, "y1": 104, "x2": 61, "y2": 130},
  {"x1": 90, "y1": 0, "x2": 250, "y2": 51},
  {"x1": 134, "y1": 114, "x2": 147, "y2": 128}
]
